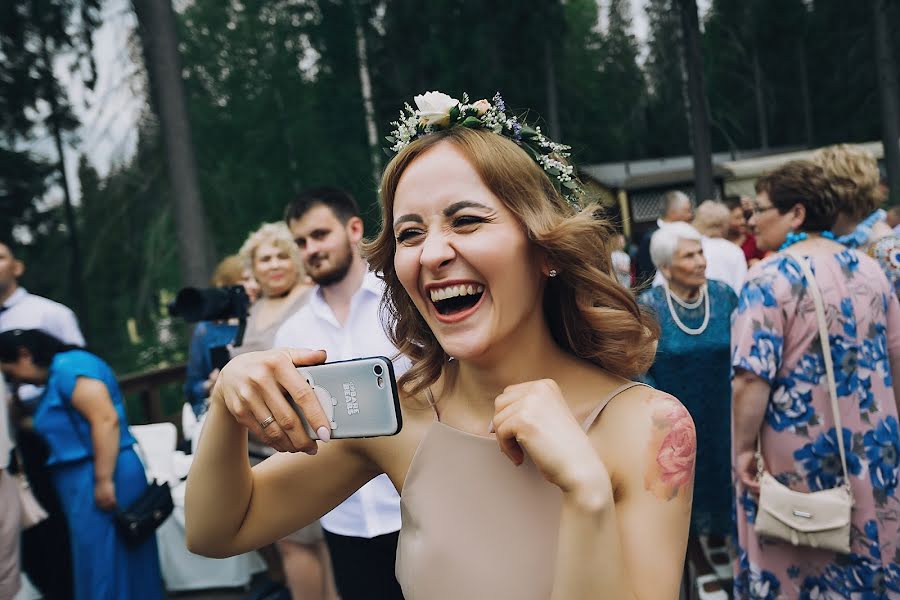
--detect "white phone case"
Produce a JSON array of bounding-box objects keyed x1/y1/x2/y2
[{"x1": 292, "y1": 356, "x2": 402, "y2": 439}]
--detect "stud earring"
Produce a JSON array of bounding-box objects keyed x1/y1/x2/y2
[{"x1": 548, "y1": 269, "x2": 558, "y2": 278}]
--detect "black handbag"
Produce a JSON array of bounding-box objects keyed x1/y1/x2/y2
[{"x1": 114, "y1": 479, "x2": 174, "y2": 546}]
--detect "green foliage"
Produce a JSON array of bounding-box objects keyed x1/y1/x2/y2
[
  {"x1": 644, "y1": 0, "x2": 689, "y2": 157},
  {"x1": 0, "y1": 0, "x2": 101, "y2": 239},
  {"x1": 6, "y1": 0, "x2": 900, "y2": 384}
]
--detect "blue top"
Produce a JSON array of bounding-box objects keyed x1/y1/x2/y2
[
  {"x1": 184, "y1": 320, "x2": 238, "y2": 416},
  {"x1": 639, "y1": 279, "x2": 738, "y2": 536},
  {"x1": 34, "y1": 349, "x2": 137, "y2": 467}
]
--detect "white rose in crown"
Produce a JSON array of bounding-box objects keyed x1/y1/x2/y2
[{"x1": 415, "y1": 91, "x2": 459, "y2": 127}]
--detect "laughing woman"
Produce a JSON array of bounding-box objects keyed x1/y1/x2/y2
[{"x1": 186, "y1": 92, "x2": 696, "y2": 599}]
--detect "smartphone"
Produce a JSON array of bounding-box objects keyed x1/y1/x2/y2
[
  {"x1": 290, "y1": 356, "x2": 402, "y2": 440},
  {"x1": 209, "y1": 345, "x2": 231, "y2": 371}
]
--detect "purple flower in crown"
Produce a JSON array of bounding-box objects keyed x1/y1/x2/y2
[
  {"x1": 491, "y1": 92, "x2": 506, "y2": 113},
  {"x1": 511, "y1": 121, "x2": 522, "y2": 141},
  {"x1": 491, "y1": 92, "x2": 506, "y2": 112}
]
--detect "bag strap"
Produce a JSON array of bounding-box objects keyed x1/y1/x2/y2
[{"x1": 757, "y1": 253, "x2": 851, "y2": 493}]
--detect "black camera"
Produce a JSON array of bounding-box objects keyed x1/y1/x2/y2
[
  {"x1": 168, "y1": 286, "x2": 250, "y2": 323},
  {"x1": 169, "y1": 285, "x2": 251, "y2": 351}
]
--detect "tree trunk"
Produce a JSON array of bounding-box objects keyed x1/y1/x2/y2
[
  {"x1": 873, "y1": 0, "x2": 900, "y2": 207},
  {"x1": 796, "y1": 42, "x2": 814, "y2": 147},
  {"x1": 274, "y1": 88, "x2": 301, "y2": 194},
  {"x1": 544, "y1": 39, "x2": 561, "y2": 140},
  {"x1": 40, "y1": 35, "x2": 89, "y2": 334},
  {"x1": 753, "y1": 51, "x2": 769, "y2": 150},
  {"x1": 353, "y1": 3, "x2": 381, "y2": 186},
  {"x1": 132, "y1": 0, "x2": 213, "y2": 287},
  {"x1": 678, "y1": 0, "x2": 715, "y2": 201}
]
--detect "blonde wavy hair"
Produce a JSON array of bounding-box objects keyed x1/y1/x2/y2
[
  {"x1": 812, "y1": 144, "x2": 885, "y2": 222},
  {"x1": 238, "y1": 222, "x2": 304, "y2": 275},
  {"x1": 364, "y1": 127, "x2": 660, "y2": 396}
]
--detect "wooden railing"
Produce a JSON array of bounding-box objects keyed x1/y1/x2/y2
[{"x1": 118, "y1": 363, "x2": 187, "y2": 424}]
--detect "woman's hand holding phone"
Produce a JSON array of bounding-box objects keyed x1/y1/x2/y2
[{"x1": 210, "y1": 348, "x2": 331, "y2": 455}]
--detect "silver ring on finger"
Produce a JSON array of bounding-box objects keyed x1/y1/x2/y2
[{"x1": 259, "y1": 415, "x2": 276, "y2": 429}]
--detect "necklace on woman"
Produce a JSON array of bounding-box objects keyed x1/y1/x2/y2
[
  {"x1": 779, "y1": 230, "x2": 836, "y2": 251},
  {"x1": 664, "y1": 283, "x2": 709, "y2": 336}
]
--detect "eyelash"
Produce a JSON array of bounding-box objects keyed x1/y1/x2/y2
[{"x1": 395, "y1": 215, "x2": 491, "y2": 243}]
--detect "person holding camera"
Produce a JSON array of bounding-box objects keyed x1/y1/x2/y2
[
  {"x1": 183, "y1": 254, "x2": 260, "y2": 419},
  {"x1": 0, "y1": 329, "x2": 163, "y2": 600},
  {"x1": 185, "y1": 92, "x2": 694, "y2": 599}
]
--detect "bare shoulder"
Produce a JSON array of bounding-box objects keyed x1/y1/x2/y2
[{"x1": 593, "y1": 386, "x2": 696, "y2": 503}]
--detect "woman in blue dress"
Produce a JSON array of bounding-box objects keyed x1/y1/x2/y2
[
  {"x1": 639, "y1": 222, "x2": 739, "y2": 599},
  {"x1": 0, "y1": 328, "x2": 163, "y2": 600}
]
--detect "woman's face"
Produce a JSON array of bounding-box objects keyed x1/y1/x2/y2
[
  {"x1": 0, "y1": 350, "x2": 45, "y2": 384},
  {"x1": 728, "y1": 206, "x2": 747, "y2": 237},
  {"x1": 252, "y1": 241, "x2": 298, "y2": 297},
  {"x1": 391, "y1": 142, "x2": 547, "y2": 361},
  {"x1": 747, "y1": 191, "x2": 796, "y2": 252},
  {"x1": 240, "y1": 268, "x2": 260, "y2": 303},
  {"x1": 663, "y1": 239, "x2": 707, "y2": 290}
]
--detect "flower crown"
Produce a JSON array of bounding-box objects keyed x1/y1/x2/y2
[{"x1": 386, "y1": 91, "x2": 584, "y2": 208}]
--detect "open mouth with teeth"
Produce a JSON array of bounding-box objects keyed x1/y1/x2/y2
[{"x1": 429, "y1": 283, "x2": 485, "y2": 316}]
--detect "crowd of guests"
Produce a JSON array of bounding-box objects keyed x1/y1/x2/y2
[
  {"x1": 1, "y1": 87, "x2": 900, "y2": 600},
  {"x1": 630, "y1": 144, "x2": 900, "y2": 599}
]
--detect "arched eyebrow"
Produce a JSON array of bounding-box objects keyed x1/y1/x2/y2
[{"x1": 393, "y1": 200, "x2": 493, "y2": 228}]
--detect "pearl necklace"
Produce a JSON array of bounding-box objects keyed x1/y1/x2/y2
[{"x1": 664, "y1": 283, "x2": 709, "y2": 336}]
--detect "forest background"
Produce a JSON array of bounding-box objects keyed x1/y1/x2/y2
[{"x1": 2, "y1": 0, "x2": 898, "y2": 405}]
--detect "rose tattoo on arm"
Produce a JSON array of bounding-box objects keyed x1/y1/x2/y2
[{"x1": 643, "y1": 398, "x2": 697, "y2": 502}]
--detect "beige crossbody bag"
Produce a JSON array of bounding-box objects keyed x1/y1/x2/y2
[{"x1": 753, "y1": 254, "x2": 854, "y2": 554}]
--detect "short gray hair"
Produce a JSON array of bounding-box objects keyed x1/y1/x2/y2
[
  {"x1": 693, "y1": 200, "x2": 730, "y2": 238},
  {"x1": 649, "y1": 222, "x2": 703, "y2": 270},
  {"x1": 663, "y1": 190, "x2": 691, "y2": 218}
]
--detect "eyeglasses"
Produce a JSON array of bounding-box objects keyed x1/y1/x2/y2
[{"x1": 743, "y1": 205, "x2": 778, "y2": 221}]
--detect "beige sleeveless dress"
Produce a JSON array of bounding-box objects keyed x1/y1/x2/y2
[{"x1": 395, "y1": 382, "x2": 645, "y2": 599}]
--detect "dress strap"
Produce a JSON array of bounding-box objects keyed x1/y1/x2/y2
[
  {"x1": 425, "y1": 387, "x2": 441, "y2": 421},
  {"x1": 580, "y1": 381, "x2": 649, "y2": 432}
]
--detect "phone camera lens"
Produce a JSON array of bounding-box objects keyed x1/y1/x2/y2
[{"x1": 373, "y1": 364, "x2": 384, "y2": 376}]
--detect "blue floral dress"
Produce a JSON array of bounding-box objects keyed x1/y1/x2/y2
[
  {"x1": 731, "y1": 249, "x2": 900, "y2": 599},
  {"x1": 639, "y1": 279, "x2": 738, "y2": 537}
]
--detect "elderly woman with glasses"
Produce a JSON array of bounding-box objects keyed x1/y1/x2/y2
[
  {"x1": 639, "y1": 222, "x2": 738, "y2": 597},
  {"x1": 733, "y1": 160, "x2": 900, "y2": 599}
]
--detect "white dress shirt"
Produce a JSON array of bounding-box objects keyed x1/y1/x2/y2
[
  {"x1": 274, "y1": 270, "x2": 404, "y2": 539},
  {"x1": 651, "y1": 237, "x2": 747, "y2": 294},
  {"x1": 0, "y1": 375, "x2": 11, "y2": 469},
  {"x1": 0, "y1": 288, "x2": 85, "y2": 345},
  {"x1": 0, "y1": 287, "x2": 85, "y2": 405},
  {"x1": 700, "y1": 237, "x2": 748, "y2": 294}
]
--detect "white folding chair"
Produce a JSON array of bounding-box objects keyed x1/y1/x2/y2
[
  {"x1": 130, "y1": 422, "x2": 177, "y2": 484},
  {"x1": 181, "y1": 402, "x2": 200, "y2": 443}
]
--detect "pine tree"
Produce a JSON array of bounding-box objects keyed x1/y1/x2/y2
[{"x1": 644, "y1": 0, "x2": 689, "y2": 157}]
